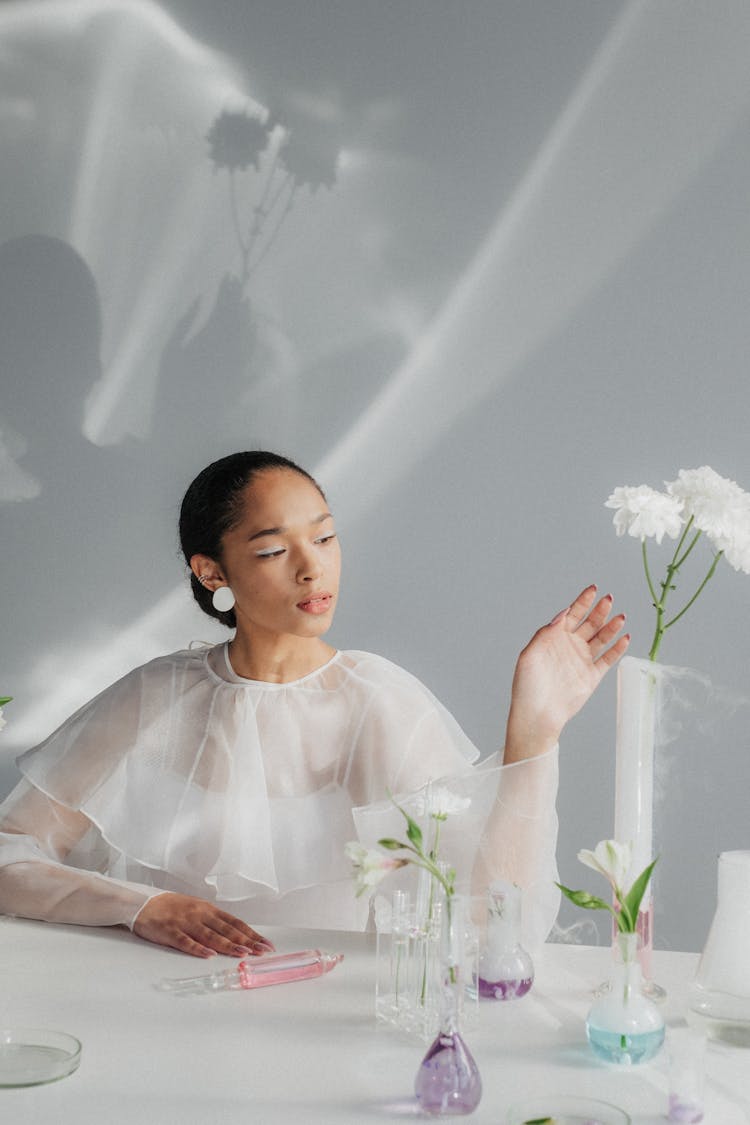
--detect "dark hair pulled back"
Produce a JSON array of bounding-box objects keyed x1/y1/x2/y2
[{"x1": 179, "y1": 450, "x2": 323, "y2": 629}]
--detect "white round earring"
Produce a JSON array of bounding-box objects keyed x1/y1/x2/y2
[{"x1": 212, "y1": 586, "x2": 236, "y2": 613}]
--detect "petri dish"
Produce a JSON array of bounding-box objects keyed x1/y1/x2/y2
[
  {"x1": 506, "y1": 1093, "x2": 631, "y2": 1125},
  {"x1": 0, "y1": 1028, "x2": 82, "y2": 1087}
]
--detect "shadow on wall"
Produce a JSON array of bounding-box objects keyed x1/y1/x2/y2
[
  {"x1": 0, "y1": 236, "x2": 174, "y2": 759},
  {"x1": 0, "y1": 235, "x2": 102, "y2": 501},
  {"x1": 0, "y1": 220, "x2": 399, "y2": 768}
]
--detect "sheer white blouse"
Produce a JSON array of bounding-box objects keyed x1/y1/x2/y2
[{"x1": 0, "y1": 644, "x2": 560, "y2": 946}]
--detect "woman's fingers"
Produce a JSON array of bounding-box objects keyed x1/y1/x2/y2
[
  {"x1": 207, "y1": 908, "x2": 274, "y2": 950},
  {"x1": 133, "y1": 893, "x2": 275, "y2": 958},
  {"x1": 595, "y1": 631, "x2": 631, "y2": 669},
  {"x1": 561, "y1": 585, "x2": 598, "y2": 630},
  {"x1": 587, "y1": 611, "x2": 627, "y2": 657},
  {"x1": 561, "y1": 588, "x2": 628, "y2": 652}
]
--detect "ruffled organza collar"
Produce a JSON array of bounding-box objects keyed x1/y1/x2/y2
[{"x1": 205, "y1": 642, "x2": 342, "y2": 689}]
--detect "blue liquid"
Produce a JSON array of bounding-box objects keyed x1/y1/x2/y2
[{"x1": 586, "y1": 1023, "x2": 664, "y2": 1064}]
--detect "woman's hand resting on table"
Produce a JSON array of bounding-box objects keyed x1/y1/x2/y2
[
  {"x1": 504, "y1": 585, "x2": 629, "y2": 764},
  {"x1": 133, "y1": 893, "x2": 275, "y2": 958}
]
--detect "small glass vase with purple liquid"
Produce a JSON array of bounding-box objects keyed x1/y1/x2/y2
[
  {"x1": 477, "y1": 880, "x2": 534, "y2": 1001},
  {"x1": 414, "y1": 893, "x2": 482, "y2": 1116}
]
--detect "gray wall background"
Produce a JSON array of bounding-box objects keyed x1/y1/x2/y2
[{"x1": 1, "y1": 0, "x2": 748, "y2": 953}]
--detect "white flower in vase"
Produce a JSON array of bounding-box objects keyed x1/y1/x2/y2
[
  {"x1": 606, "y1": 485, "x2": 683, "y2": 545},
  {"x1": 577, "y1": 839, "x2": 632, "y2": 897},
  {"x1": 344, "y1": 842, "x2": 408, "y2": 897},
  {"x1": 412, "y1": 786, "x2": 471, "y2": 821},
  {"x1": 606, "y1": 466, "x2": 750, "y2": 660}
]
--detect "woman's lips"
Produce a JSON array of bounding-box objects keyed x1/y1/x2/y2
[{"x1": 296, "y1": 594, "x2": 333, "y2": 615}]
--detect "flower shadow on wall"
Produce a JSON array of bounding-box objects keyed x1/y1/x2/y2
[
  {"x1": 206, "y1": 108, "x2": 339, "y2": 289},
  {"x1": 152, "y1": 105, "x2": 340, "y2": 463}
]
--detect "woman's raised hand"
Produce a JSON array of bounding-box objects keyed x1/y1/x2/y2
[
  {"x1": 133, "y1": 893, "x2": 275, "y2": 958},
  {"x1": 504, "y1": 585, "x2": 629, "y2": 763}
]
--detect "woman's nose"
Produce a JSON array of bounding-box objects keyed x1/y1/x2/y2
[{"x1": 296, "y1": 546, "x2": 322, "y2": 582}]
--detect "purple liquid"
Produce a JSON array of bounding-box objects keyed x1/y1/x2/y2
[
  {"x1": 477, "y1": 975, "x2": 533, "y2": 1000},
  {"x1": 668, "y1": 1094, "x2": 704, "y2": 1123},
  {"x1": 414, "y1": 1030, "x2": 482, "y2": 1116}
]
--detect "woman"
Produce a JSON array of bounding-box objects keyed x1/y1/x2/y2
[{"x1": 0, "y1": 451, "x2": 628, "y2": 958}]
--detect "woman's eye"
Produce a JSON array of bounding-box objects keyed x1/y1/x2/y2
[
  {"x1": 255, "y1": 547, "x2": 285, "y2": 558},
  {"x1": 314, "y1": 533, "x2": 337, "y2": 545}
]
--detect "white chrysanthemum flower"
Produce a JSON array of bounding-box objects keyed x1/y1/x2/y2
[
  {"x1": 666, "y1": 466, "x2": 750, "y2": 552},
  {"x1": 578, "y1": 839, "x2": 632, "y2": 892},
  {"x1": 605, "y1": 485, "x2": 684, "y2": 545},
  {"x1": 722, "y1": 519, "x2": 750, "y2": 574},
  {"x1": 412, "y1": 786, "x2": 471, "y2": 820},
  {"x1": 344, "y1": 842, "x2": 406, "y2": 896}
]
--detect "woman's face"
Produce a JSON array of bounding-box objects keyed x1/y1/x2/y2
[{"x1": 212, "y1": 468, "x2": 341, "y2": 642}]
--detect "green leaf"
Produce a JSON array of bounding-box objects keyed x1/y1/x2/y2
[
  {"x1": 0, "y1": 697, "x2": 11, "y2": 706},
  {"x1": 621, "y1": 857, "x2": 658, "y2": 927},
  {"x1": 616, "y1": 899, "x2": 635, "y2": 933},
  {"x1": 556, "y1": 884, "x2": 612, "y2": 913},
  {"x1": 388, "y1": 791, "x2": 424, "y2": 852},
  {"x1": 405, "y1": 815, "x2": 423, "y2": 851},
  {"x1": 377, "y1": 838, "x2": 406, "y2": 851},
  {"x1": 521, "y1": 1118, "x2": 555, "y2": 1124}
]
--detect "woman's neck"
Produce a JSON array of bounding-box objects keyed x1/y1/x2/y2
[{"x1": 227, "y1": 633, "x2": 336, "y2": 683}]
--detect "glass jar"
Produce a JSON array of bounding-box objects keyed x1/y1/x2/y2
[
  {"x1": 476, "y1": 880, "x2": 533, "y2": 1000},
  {"x1": 688, "y1": 850, "x2": 750, "y2": 1046}
]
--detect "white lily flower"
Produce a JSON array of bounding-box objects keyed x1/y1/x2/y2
[
  {"x1": 344, "y1": 842, "x2": 407, "y2": 896},
  {"x1": 412, "y1": 786, "x2": 471, "y2": 820},
  {"x1": 577, "y1": 839, "x2": 632, "y2": 893}
]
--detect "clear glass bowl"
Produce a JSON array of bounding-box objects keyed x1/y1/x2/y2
[
  {"x1": 0, "y1": 1028, "x2": 82, "y2": 1086},
  {"x1": 506, "y1": 1093, "x2": 631, "y2": 1124}
]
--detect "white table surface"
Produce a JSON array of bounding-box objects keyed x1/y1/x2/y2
[{"x1": 1, "y1": 916, "x2": 748, "y2": 1124}]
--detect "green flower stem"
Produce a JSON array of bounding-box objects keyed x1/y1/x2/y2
[
  {"x1": 641, "y1": 539, "x2": 659, "y2": 606},
  {"x1": 386, "y1": 843, "x2": 454, "y2": 900},
  {"x1": 423, "y1": 817, "x2": 443, "y2": 944},
  {"x1": 385, "y1": 835, "x2": 456, "y2": 997},
  {"x1": 665, "y1": 551, "x2": 723, "y2": 630},
  {"x1": 644, "y1": 517, "x2": 721, "y2": 661},
  {"x1": 673, "y1": 527, "x2": 702, "y2": 570}
]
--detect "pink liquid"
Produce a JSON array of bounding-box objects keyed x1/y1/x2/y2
[
  {"x1": 236, "y1": 950, "x2": 342, "y2": 989},
  {"x1": 159, "y1": 949, "x2": 343, "y2": 994}
]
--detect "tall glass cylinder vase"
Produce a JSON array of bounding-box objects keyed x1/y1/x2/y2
[
  {"x1": 414, "y1": 892, "x2": 482, "y2": 1116},
  {"x1": 614, "y1": 656, "x2": 662, "y2": 991}
]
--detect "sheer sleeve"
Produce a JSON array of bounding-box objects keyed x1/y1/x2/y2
[
  {"x1": 352, "y1": 745, "x2": 560, "y2": 954},
  {"x1": 0, "y1": 779, "x2": 162, "y2": 928}
]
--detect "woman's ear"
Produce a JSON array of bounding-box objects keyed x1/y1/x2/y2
[{"x1": 189, "y1": 554, "x2": 225, "y2": 591}]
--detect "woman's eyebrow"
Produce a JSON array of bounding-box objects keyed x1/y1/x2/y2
[{"x1": 248, "y1": 512, "x2": 333, "y2": 542}]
